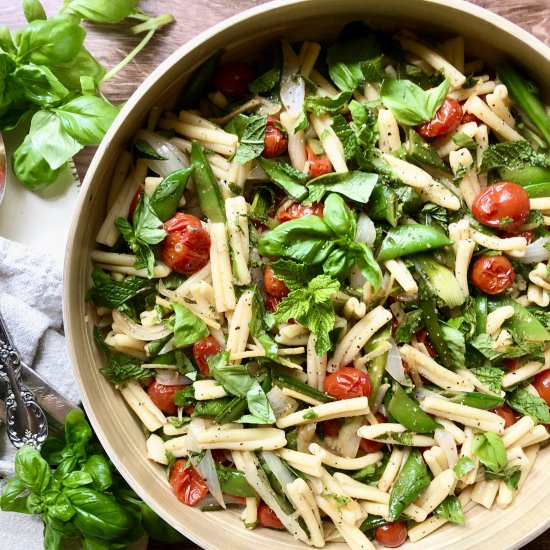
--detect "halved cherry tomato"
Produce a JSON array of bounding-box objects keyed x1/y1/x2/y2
[
  {"x1": 193, "y1": 335, "x2": 221, "y2": 376},
  {"x1": 214, "y1": 61, "x2": 253, "y2": 98},
  {"x1": 263, "y1": 117, "x2": 288, "y2": 158},
  {"x1": 500, "y1": 229, "x2": 535, "y2": 243},
  {"x1": 257, "y1": 502, "x2": 285, "y2": 529},
  {"x1": 417, "y1": 97, "x2": 463, "y2": 139},
  {"x1": 469, "y1": 254, "x2": 515, "y2": 295},
  {"x1": 492, "y1": 404, "x2": 517, "y2": 429},
  {"x1": 147, "y1": 381, "x2": 185, "y2": 415},
  {"x1": 359, "y1": 413, "x2": 386, "y2": 454},
  {"x1": 306, "y1": 144, "x2": 333, "y2": 178},
  {"x1": 416, "y1": 328, "x2": 437, "y2": 358},
  {"x1": 322, "y1": 419, "x2": 342, "y2": 437},
  {"x1": 169, "y1": 460, "x2": 209, "y2": 506},
  {"x1": 502, "y1": 358, "x2": 520, "y2": 370},
  {"x1": 264, "y1": 264, "x2": 289, "y2": 298},
  {"x1": 276, "y1": 201, "x2": 324, "y2": 223},
  {"x1": 324, "y1": 367, "x2": 372, "y2": 400},
  {"x1": 375, "y1": 521, "x2": 408, "y2": 548},
  {"x1": 461, "y1": 111, "x2": 481, "y2": 125},
  {"x1": 471, "y1": 182, "x2": 530, "y2": 232},
  {"x1": 533, "y1": 370, "x2": 550, "y2": 406},
  {"x1": 162, "y1": 213, "x2": 211, "y2": 275},
  {"x1": 265, "y1": 294, "x2": 281, "y2": 312}
]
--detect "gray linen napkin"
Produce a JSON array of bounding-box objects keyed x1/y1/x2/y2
[{"x1": 0, "y1": 236, "x2": 81, "y2": 547}]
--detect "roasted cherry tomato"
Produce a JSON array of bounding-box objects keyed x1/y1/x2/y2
[
  {"x1": 359, "y1": 413, "x2": 387, "y2": 454},
  {"x1": 502, "y1": 358, "x2": 520, "y2": 370},
  {"x1": 264, "y1": 264, "x2": 289, "y2": 298},
  {"x1": 276, "y1": 201, "x2": 324, "y2": 223},
  {"x1": 469, "y1": 254, "x2": 515, "y2": 295},
  {"x1": 322, "y1": 419, "x2": 342, "y2": 437},
  {"x1": 169, "y1": 460, "x2": 209, "y2": 506},
  {"x1": 461, "y1": 111, "x2": 481, "y2": 125},
  {"x1": 492, "y1": 404, "x2": 517, "y2": 429},
  {"x1": 214, "y1": 61, "x2": 253, "y2": 98},
  {"x1": 500, "y1": 229, "x2": 535, "y2": 243},
  {"x1": 417, "y1": 97, "x2": 463, "y2": 139},
  {"x1": 533, "y1": 370, "x2": 550, "y2": 406},
  {"x1": 306, "y1": 144, "x2": 333, "y2": 178},
  {"x1": 257, "y1": 502, "x2": 285, "y2": 529},
  {"x1": 375, "y1": 521, "x2": 408, "y2": 548},
  {"x1": 265, "y1": 294, "x2": 282, "y2": 312},
  {"x1": 324, "y1": 366, "x2": 372, "y2": 400},
  {"x1": 193, "y1": 335, "x2": 221, "y2": 376},
  {"x1": 471, "y1": 181, "x2": 530, "y2": 232},
  {"x1": 162, "y1": 213, "x2": 211, "y2": 275},
  {"x1": 263, "y1": 117, "x2": 288, "y2": 158},
  {"x1": 147, "y1": 381, "x2": 185, "y2": 415}
]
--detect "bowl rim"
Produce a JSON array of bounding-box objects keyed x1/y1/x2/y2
[{"x1": 64, "y1": 1, "x2": 550, "y2": 548}]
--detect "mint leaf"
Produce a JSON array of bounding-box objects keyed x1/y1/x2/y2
[
  {"x1": 249, "y1": 67, "x2": 281, "y2": 93},
  {"x1": 275, "y1": 274, "x2": 340, "y2": 355},
  {"x1": 395, "y1": 310, "x2": 423, "y2": 344},
  {"x1": 472, "y1": 432, "x2": 507, "y2": 473},
  {"x1": 87, "y1": 268, "x2": 152, "y2": 308},
  {"x1": 485, "y1": 466, "x2": 522, "y2": 490},
  {"x1": 231, "y1": 113, "x2": 267, "y2": 164},
  {"x1": 480, "y1": 140, "x2": 550, "y2": 172},
  {"x1": 470, "y1": 367, "x2": 504, "y2": 394},
  {"x1": 257, "y1": 157, "x2": 308, "y2": 200},
  {"x1": 506, "y1": 388, "x2": 550, "y2": 424},
  {"x1": 433, "y1": 495, "x2": 465, "y2": 525},
  {"x1": 380, "y1": 78, "x2": 450, "y2": 126},
  {"x1": 171, "y1": 303, "x2": 209, "y2": 348},
  {"x1": 269, "y1": 259, "x2": 318, "y2": 291},
  {"x1": 305, "y1": 91, "x2": 351, "y2": 115}
]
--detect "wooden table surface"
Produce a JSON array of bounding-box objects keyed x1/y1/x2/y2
[{"x1": 2, "y1": 1, "x2": 550, "y2": 549}]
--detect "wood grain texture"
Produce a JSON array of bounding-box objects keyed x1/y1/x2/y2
[{"x1": 2, "y1": 1, "x2": 549, "y2": 549}]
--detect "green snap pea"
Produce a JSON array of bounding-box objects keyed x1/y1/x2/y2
[
  {"x1": 368, "y1": 184, "x2": 399, "y2": 227},
  {"x1": 377, "y1": 224, "x2": 452, "y2": 262},
  {"x1": 499, "y1": 167, "x2": 550, "y2": 187},
  {"x1": 271, "y1": 367, "x2": 333, "y2": 403},
  {"x1": 215, "y1": 464, "x2": 256, "y2": 498},
  {"x1": 474, "y1": 295, "x2": 488, "y2": 335},
  {"x1": 365, "y1": 325, "x2": 391, "y2": 401},
  {"x1": 448, "y1": 392, "x2": 504, "y2": 410},
  {"x1": 522, "y1": 181, "x2": 550, "y2": 198},
  {"x1": 387, "y1": 384, "x2": 441, "y2": 433}
]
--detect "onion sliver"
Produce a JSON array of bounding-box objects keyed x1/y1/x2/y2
[
  {"x1": 385, "y1": 342, "x2": 407, "y2": 385},
  {"x1": 136, "y1": 129, "x2": 189, "y2": 177}
]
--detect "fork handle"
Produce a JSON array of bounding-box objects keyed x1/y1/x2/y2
[{"x1": 0, "y1": 315, "x2": 48, "y2": 449}]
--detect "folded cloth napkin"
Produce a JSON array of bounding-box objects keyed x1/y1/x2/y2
[{"x1": 0, "y1": 236, "x2": 81, "y2": 548}]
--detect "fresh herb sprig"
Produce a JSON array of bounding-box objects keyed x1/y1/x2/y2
[{"x1": 2, "y1": 0, "x2": 173, "y2": 190}]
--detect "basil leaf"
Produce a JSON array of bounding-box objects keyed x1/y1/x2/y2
[
  {"x1": 87, "y1": 268, "x2": 152, "y2": 308},
  {"x1": 354, "y1": 242, "x2": 383, "y2": 291},
  {"x1": 380, "y1": 78, "x2": 450, "y2": 126},
  {"x1": 0, "y1": 476, "x2": 33, "y2": 513},
  {"x1": 82, "y1": 455, "x2": 113, "y2": 492},
  {"x1": 23, "y1": 0, "x2": 47, "y2": 22},
  {"x1": 258, "y1": 215, "x2": 334, "y2": 264},
  {"x1": 453, "y1": 456, "x2": 475, "y2": 480},
  {"x1": 14, "y1": 14, "x2": 85, "y2": 65},
  {"x1": 172, "y1": 303, "x2": 209, "y2": 347},
  {"x1": 238, "y1": 381, "x2": 276, "y2": 424},
  {"x1": 54, "y1": 95, "x2": 119, "y2": 145},
  {"x1": 28, "y1": 110, "x2": 81, "y2": 170},
  {"x1": 472, "y1": 432, "x2": 507, "y2": 473},
  {"x1": 485, "y1": 466, "x2": 522, "y2": 490},
  {"x1": 257, "y1": 156, "x2": 308, "y2": 201},
  {"x1": 231, "y1": 113, "x2": 267, "y2": 164},
  {"x1": 50, "y1": 47, "x2": 105, "y2": 91},
  {"x1": 150, "y1": 167, "x2": 192, "y2": 221},
  {"x1": 134, "y1": 138, "x2": 167, "y2": 160},
  {"x1": 440, "y1": 322, "x2": 465, "y2": 369},
  {"x1": 323, "y1": 192, "x2": 356, "y2": 239},
  {"x1": 306, "y1": 171, "x2": 378, "y2": 203},
  {"x1": 62, "y1": 471, "x2": 94, "y2": 488},
  {"x1": 506, "y1": 388, "x2": 550, "y2": 424},
  {"x1": 13, "y1": 64, "x2": 69, "y2": 106},
  {"x1": 327, "y1": 35, "x2": 381, "y2": 92},
  {"x1": 63, "y1": 0, "x2": 139, "y2": 23},
  {"x1": 14, "y1": 446, "x2": 51, "y2": 495},
  {"x1": 361, "y1": 55, "x2": 386, "y2": 82}
]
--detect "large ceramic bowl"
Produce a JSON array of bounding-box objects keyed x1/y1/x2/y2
[{"x1": 64, "y1": 1, "x2": 550, "y2": 548}]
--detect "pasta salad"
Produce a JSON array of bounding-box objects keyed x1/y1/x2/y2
[{"x1": 88, "y1": 22, "x2": 550, "y2": 549}]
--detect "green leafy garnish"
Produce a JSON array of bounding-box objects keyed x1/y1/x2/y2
[
  {"x1": 506, "y1": 389, "x2": 550, "y2": 424},
  {"x1": 472, "y1": 432, "x2": 507, "y2": 473}
]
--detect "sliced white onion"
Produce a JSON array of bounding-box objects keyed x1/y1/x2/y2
[
  {"x1": 112, "y1": 309, "x2": 171, "y2": 341},
  {"x1": 370, "y1": 382, "x2": 390, "y2": 414},
  {"x1": 336, "y1": 417, "x2": 362, "y2": 458},
  {"x1": 385, "y1": 342, "x2": 407, "y2": 385},
  {"x1": 434, "y1": 428, "x2": 458, "y2": 469},
  {"x1": 413, "y1": 387, "x2": 448, "y2": 404},
  {"x1": 280, "y1": 40, "x2": 305, "y2": 116},
  {"x1": 155, "y1": 369, "x2": 191, "y2": 386},
  {"x1": 259, "y1": 451, "x2": 297, "y2": 491},
  {"x1": 136, "y1": 129, "x2": 189, "y2": 177},
  {"x1": 516, "y1": 237, "x2": 550, "y2": 264},
  {"x1": 349, "y1": 264, "x2": 367, "y2": 290},
  {"x1": 188, "y1": 418, "x2": 226, "y2": 508},
  {"x1": 267, "y1": 386, "x2": 299, "y2": 419},
  {"x1": 355, "y1": 213, "x2": 376, "y2": 247}
]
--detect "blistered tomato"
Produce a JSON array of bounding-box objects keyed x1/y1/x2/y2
[
  {"x1": 306, "y1": 144, "x2": 333, "y2": 178},
  {"x1": 375, "y1": 521, "x2": 408, "y2": 548},
  {"x1": 417, "y1": 97, "x2": 462, "y2": 139},
  {"x1": 263, "y1": 117, "x2": 288, "y2": 158},
  {"x1": 324, "y1": 367, "x2": 372, "y2": 400},
  {"x1": 169, "y1": 460, "x2": 208, "y2": 506},
  {"x1": 264, "y1": 264, "x2": 289, "y2": 298},
  {"x1": 257, "y1": 502, "x2": 285, "y2": 529},
  {"x1": 492, "y1": 404, "x2": 517, "y2": 429},
  {"x1": 193, "y1": 336, "x2": 221, "y2": 376},
  {"x1": 214, "y1": 61, "x2": 253, "y2": 98},
  {"x1": 533, "y1": 370, "x2": 550, "y2": 406},
  {"x1": 470, "y1": 254, "x2": 515, "y2": 295},
  {"x1": 147, "y1": 381, "x2": 185, "y2": 415},
  {"x1": 276, "y1": 201, "x2": 324, "y2": 223}
]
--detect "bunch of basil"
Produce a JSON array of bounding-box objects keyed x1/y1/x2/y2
[
  {"x1": 1, "y1": 0, "x2": 173, "y2": 190},
  {"x1": 1, "y1": 410, "x2": 184, "y2": 549}
]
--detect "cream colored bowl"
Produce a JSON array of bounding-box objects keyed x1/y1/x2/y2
[{"x1": 64, "y1": 1, "x2": 550, "y2": 548}]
